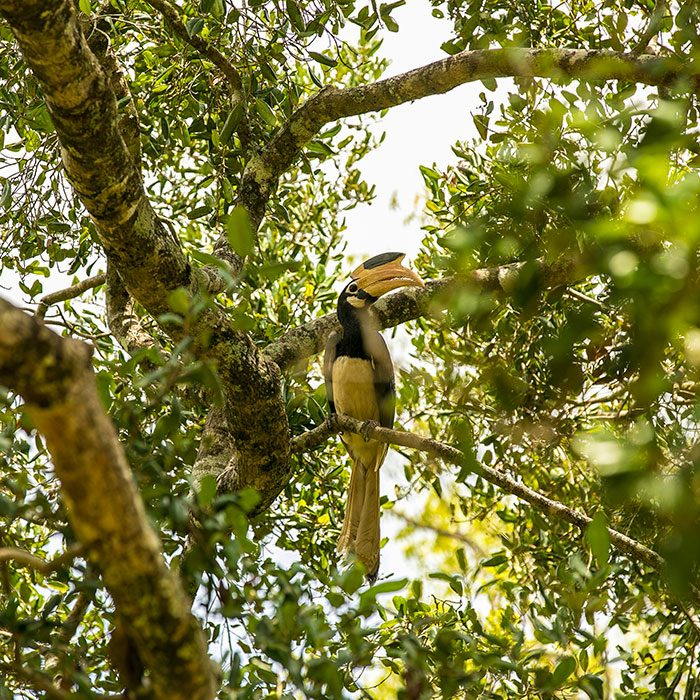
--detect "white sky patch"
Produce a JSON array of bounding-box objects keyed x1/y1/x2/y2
[{"x1": 341, "y1": 2, "x2": 480, "y2": 263}]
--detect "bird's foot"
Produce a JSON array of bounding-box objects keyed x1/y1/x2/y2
[{"x1": 360, "y1": 419, "x2": 378, "y2": 442}]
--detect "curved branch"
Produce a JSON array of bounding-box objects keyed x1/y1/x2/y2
[
  {"x1": 294, "y1": 414, "x2": 672, "y2": 580},
  {"x1": 225, "y1": 47, "x2": 692, "y2": 244},
  {"x1": 0, "y1": 297, "x2": 217, "y2": 700},
  {"x1": 1, "y1": 2, "x2": 292, "y2": 508},
  {"x1": 0, "y1": 545, "x2": 82, "y2": 575},
  {"x1": 265, "y1": 256, "x2": 580, "y2": 369},
  {"x1": 36, "y1": 273, "x2": 106, "y2": 319}
]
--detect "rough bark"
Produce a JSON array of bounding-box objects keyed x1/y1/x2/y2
[
  {"x1": 0, "y1": 0, "x2": 291, "y2": 513},
  {"x1": 0, "y1": 297, "x2": 217, "y2": 700},
  {"x1": 0, "y1": 0, "x2": 189, "y2": 318},
  {"x1": 36, "y1": 273, "x2": 106, "y2": 319}
]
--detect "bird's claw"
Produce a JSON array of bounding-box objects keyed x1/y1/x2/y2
[{"x1": 360, "y1": 420, "x2": 378, "y2": 441}]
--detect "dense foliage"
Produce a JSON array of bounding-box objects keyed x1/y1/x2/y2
[{"x1": 1, "y1": 0, "x2": 700, "y2": 698}]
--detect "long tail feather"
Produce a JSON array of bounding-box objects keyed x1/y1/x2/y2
[
  {"x1": 337, "y1": 459, "x2": 364, "y2": 554},
  {"x1": 354, "y1": 464, "x2": 380, "y2": 580}
]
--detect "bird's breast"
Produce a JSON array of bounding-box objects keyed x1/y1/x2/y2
[
  {"x1": 332, "y1": 356, "x2": 386, "y2": 470},
  {"x1": 332, "y1": 357, "x2": 379, "y2": 421}
]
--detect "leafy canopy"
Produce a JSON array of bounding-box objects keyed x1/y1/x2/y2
[{"x1": 2, "y1": 0, "x2": 700, "y2": 698}]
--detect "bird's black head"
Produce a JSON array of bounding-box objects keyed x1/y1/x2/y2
[{"x1": 337, "y1": 252, "x2": 424, "y2": 322}]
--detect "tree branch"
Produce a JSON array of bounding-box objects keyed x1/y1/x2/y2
[
  {"x1": 292, "y1": 414, "x2": 669, "y2": 577},
  {"x1": 1, "y1": 1, "x2": 292, "y2": 511},
  {"x1": 0, "y1": 663, "x2": 75, "y2": 700},
  {"x1": 104, "y1": 262, "x2": 157, "y2": 355},
  {"x1": 265, "y1": 256, "x2": 580, "y2": 369},
  {"x1": 36, "y1": 273, "x2": 106, "y2": 319},
  {"x1": 0, "y1": 545, "x2": 82, "y2": 575},
  {"x1": 0, "y1": 0, "x2": 190, "y2": 318},
  {"x1": 0, "y1": 297, "x2": 217, "y2": 700},
  {"x1": 222, "y1": 47, "x2": 692, "y2": 250},
  {"x1": 632, "y1": 0, "x2": 668, "y2": 55}
]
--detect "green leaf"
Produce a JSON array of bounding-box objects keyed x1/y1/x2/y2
[
  {"x1": 199, "y1": 474, "x2": 218, "y2": 507},
  {"x1": 236, "y1": 488, "x2": 261, "y2": 513},
  {"x1": 551, "y1": 655, "x2": 577, "y2": 688},
  {"x1": 225, "y1": 206, "x2": 254, "y2": 257},
  {"x1": 186, "y1": 17, "x2": 205, "y2": 37},
  {"x1": 187, "y1": 205, "x2": 212, "y2": 219},
  {"x1": 286, "y1": 0, "x2": 305, "y2": 31},
  {"x1": 585, "y1": 511, "x2": 610, "y2": 567},
  {"x1": 365, "y1": 577, "x2": 408, "y2": 596},
  {"x1": 219, "y1": 103, "x2": 245, "y2": 145},
  {"x1": 79, "y1": 0, "x2": 91, "y2": 13},
  {"x1": 167, "y1": 287, "x2": 191, "y2": 314},
  {"x1": 338, "y1": 566, "x2": 364, "y2": 595},
  {"x1": 255, "y1": 98, "x2": 277, "y2": 127},
  {"x1": 473, "y1": 113, "x2": 489, "y2": 140},
  {"x1": 482, "y1": 553, "x2": 507, "y2": 568},
  {"x1": 308, "y1": 51, "x2": 337, "y2": 67}
]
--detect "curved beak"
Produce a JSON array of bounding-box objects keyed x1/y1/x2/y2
[{"x1": 351, "y1": 252, "x2": 425, "y2": 298}]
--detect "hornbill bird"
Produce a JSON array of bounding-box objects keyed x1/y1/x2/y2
[{"x1": 324, "y1": 252, "x2": 425, "y2": 580}]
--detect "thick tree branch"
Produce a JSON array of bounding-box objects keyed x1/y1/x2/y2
[
  {"x1": 265, "y1": 256, "x2": 579, "y2": 369},
  {"x1": 1, "y1": 0, "x2": 292, "y2": 511},
  {"x1": 0, "y1": 0, "x2": 190, "y2": 317},
  {"x1": 224, "y1": 47, "x2": 692, "y2": 248},
  {"x1": 0, "y1": 297, "x2": 217, "y2": 700},
  {"x1": 36, "y1": 273, "x2": 106, "y2": 319},
  {"x1": 294, "y1": 414, "x2": 675, "y2": 580}
]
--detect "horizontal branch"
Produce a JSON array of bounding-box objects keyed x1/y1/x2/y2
[
  {"x1": 265, "y1": 256, "x2": 579, "y2": 369},
  {"x1": 292, "y1": 414, "x2": 668, "y2": 575},
  {"x1": 0, "y1": 297, "x2": 216, "y2": 700},
  {"x1": 228, "y1": 47, "x2": 692, "y2": 242},
  {"x1": 36, "y1": 273, "x2": 106, "y2": 318}
]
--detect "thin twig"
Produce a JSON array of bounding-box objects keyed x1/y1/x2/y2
[
  {"x1": 632, "y1": 0, "x2": 668, "y2": 55},
  {"x1": 565, "y1": 287, "x2": 609, "y2": 310},
  {"x1": 0, "y1": 545, "x2": 83, "y2": 575},
  {"x1": 36, "y1": 274, "x2": 106, "y2": 318},
  {"x1": 391, "y1": 510, "x2": 487, "y2": 557}
]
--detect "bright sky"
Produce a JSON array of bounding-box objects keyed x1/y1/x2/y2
[{"x1": 342, "y1": 2, "x2": 480, "y2": 261}]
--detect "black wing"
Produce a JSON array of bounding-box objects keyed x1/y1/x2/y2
[
  {"x1": 365, "y1": 331, "x2": 395, "y2": 429},
  {"x1": 323, "y1": 330, "x2": 340, "y2": 415}
]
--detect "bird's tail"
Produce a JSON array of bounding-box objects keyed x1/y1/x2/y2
[{"x1": 338, "y1": 458, "x2": 380, "y2": 581}]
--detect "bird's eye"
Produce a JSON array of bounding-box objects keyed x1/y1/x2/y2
[{"x1": 348, "y1": 282, "x2": 359, "y2": 294}]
